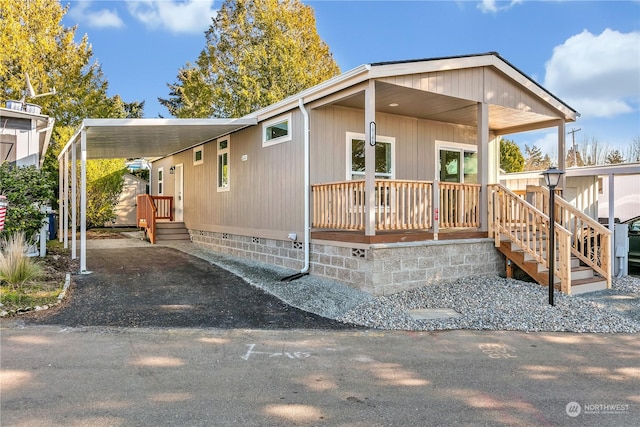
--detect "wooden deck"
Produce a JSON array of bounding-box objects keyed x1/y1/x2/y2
[{"x1": 311, "y1": 229, "x2": 488, "y2": 244}]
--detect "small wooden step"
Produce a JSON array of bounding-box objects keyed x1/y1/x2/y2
[{"x1": 570, "y1": 277, "x2": 608, "y2": 294}]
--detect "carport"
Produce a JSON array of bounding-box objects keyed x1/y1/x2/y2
[{"x1": 58, "y1": 117, "x2": 257, "y2": 273}]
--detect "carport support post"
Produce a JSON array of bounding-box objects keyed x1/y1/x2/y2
[
  {"x1": 71, "y1": 139, "x2": 77, "y2": 259},
  {"x1": 80, "y1": 129, "x2": 88, "y2": 273}
]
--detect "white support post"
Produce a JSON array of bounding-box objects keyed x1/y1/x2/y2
[
  {"x1": 364, "y1": 79, "x2": 376, "y2": 236},
  {"x1": 58, "y1": 156, "x2": 63, "y2": 244},
  {"x1": 477, "y1": 102, "x2": 489, "y2": 231},
  {"x1": 63, "y1": 150, "x2": 69, "y2": 248},
  {"x1": 71, "y1": 141, "x2": 77, "y2": 259},
  {"x1": 80, "y1": 130, "x2": 88, "y2": 273},
  {"x1": 557, "y1": 120, "x2": 566, "y2": 190}
]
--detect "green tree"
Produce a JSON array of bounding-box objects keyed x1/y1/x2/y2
[
  {"x1": 500, "y1": 138, "x2": 524, "y2": 173},
  {"x1": 83, "y1": 160, "x2": 127, "y2": 228},
  {"x1": 0, "y1": 164, "x2": 54, "y2": 241},
  {"x1": 524, "y1": 145, "x2": 552, "y2": 171},
  {"x1": 160, "y1": 0, "x2": 341, "y2": 118},
  {"x1": 604, "y1": 149, "x2": 625, "y2": 165},
  {"x1": 1, "y1": 0, "x2": 143, "y2": 226}
]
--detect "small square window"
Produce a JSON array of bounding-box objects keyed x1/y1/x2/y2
[
  {"x1": 262, "y1": 113, "x2": 292, "y2": 147},
  {"x1": 193, "y1": 145, "x2": 204, "y2": 165}
]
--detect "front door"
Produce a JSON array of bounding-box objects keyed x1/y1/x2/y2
[{"x1": 174, "y1": 163, "x2": 184, "y2": 222}]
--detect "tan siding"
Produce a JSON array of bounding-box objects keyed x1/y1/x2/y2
[
  {"x1": 382, "y1": 66, "x2": 560, "y2": 117},
  {"x1": 311, "y1": 105, "x2": 478, "y2": 184}
]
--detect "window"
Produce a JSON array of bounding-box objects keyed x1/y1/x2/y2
[
  {"x1": 437, "y1": 142, "x2": 477, "y2": 183},
  {"x1": 193, "y1": 145, "x2": 204, "y2": 165},
  {"x1": 346, "y1": 132, "x2": 395, "y2": 180},
  {"x1": 217, "y1": 136, "x2": 230, "y2": 191},
  {"x1": 262, "y1": 113, "x2": 292, "y2": 146},
  {"x1": 157, "y1": 167, "x2": 164, "y2": 195}
]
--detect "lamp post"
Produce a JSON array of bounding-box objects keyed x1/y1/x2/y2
[{"x1": 542, "y1": 167, "x2": 564, "y2": 306}]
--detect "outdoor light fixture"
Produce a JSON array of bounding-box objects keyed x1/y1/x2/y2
[
  {"x1": 542, "y1": 166, "x2": 565, "y2": 306},
  {"x1": 169, "y1": 165, "x2": 176, "y2": 174}
]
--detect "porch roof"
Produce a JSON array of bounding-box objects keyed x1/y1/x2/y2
[{"x1": 58, "y1": 117, "x2": 257, "y2": 160}]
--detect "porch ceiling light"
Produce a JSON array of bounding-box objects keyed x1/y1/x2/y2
[
  {"x1": 542, "y1": 167, "x2": 564, "y2": 188},
  {"x1": 389, "y1": 103, "x2": 399, "y2": 107}
]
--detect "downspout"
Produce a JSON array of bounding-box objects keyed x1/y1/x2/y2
[{"x1": 281, "y1": 98, "x2": 310, "y2": 281}]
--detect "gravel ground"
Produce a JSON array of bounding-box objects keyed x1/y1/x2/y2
[{"x1": 167, "y1": 241, "x2": 640, "y2": 334}]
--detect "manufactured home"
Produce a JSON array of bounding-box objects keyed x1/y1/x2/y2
[
  {"x1": 60, "y1": 52, "x2": 613, "y2": 295},
  {"x1": 1, "y1": 101, "x2": 54, "y2": 168}
]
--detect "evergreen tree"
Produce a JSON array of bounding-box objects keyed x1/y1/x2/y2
[
  {"x1": 604, "y1": 150, "x2": 626, "y2": 164},
  {"x1": 160, "y1": 0, "x2": 341, "y2": 118},
  {"x1": 524, "y1": 145, "x2": 551, "y2": 171},
  {"x1": 500, "y1": 138, "x2": 525, "y2": 173}
]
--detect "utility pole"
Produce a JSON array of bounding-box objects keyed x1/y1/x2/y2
[{"x1": 568, "y1": 128, "x2": 581, "y2": 166}]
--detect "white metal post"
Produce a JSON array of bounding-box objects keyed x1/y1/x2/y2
[
  {"x1": 63, "y1": 150, "x2": 69, "y2": 248},
  {"x1": 80, "y1": 129, "x2": 88, "y2": 273},
  {"x1": 71, "y1": 140, "x2": 77, "y2": 259}
]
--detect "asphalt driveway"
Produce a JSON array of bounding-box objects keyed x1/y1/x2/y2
[{"x1": 21, "y1": 246, "x2": 357, "y2": 329}]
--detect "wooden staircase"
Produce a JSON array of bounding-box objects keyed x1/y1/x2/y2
[
  {"x1": 154, "y1": 221, "x2": 191, "y2": 243},
  {"x1": 498, "y1": 236, "x2": 607, "y2": 294},
  {"x1": 488, "y1": 184, "x2": 611, "y2": 295}
]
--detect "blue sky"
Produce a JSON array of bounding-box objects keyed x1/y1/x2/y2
[{"x1": 62, "y1": 0, "x2": 640, "y2": 160}]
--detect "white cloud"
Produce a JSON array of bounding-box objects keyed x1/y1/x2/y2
[
  {"x1": 544, "y1": 29, "x2": 640, "y2": 118},
  {"x1": 477, "y1": 0, "x2": 523, "y2": 14},
  {"x1": 68, "y1": 2, "x2": 124, "y2": 29},
  {"x1": 126, "y1": 0, "x2": 218, "y2": 34}
]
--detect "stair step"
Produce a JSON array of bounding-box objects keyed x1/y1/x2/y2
[
  {"x1": 156, "y1": 234, "x2": 191, "y2": 241},
  {"x1": 156, "y1": 222, "x2": 186, "y2": 229},
  {"x1": 570, "y1": 277, "x2": 608, "y2": 294},
  {"x1": 571, "y1": 265, "x2": 595, "y2": 281}
]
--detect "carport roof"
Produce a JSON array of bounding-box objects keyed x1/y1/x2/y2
[{"x1": 59, "y1": 117, "x2": 257, "y2": 160}]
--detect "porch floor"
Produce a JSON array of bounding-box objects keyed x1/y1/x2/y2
[{"x1": 311, "y1": 229, "x2": 488, "y2": 244}]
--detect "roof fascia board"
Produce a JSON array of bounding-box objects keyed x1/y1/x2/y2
[
  {"x1": 81, "y1": 117, "x2": 257, "y2": 128},
  {"x1": 249, "y1": 64, "x2": 371, "y2": 122},
  {"x1": 58, "y1": 120, "x2": 85, "y2": 160},
  {"x1": 306, "y1": 81, "x2": 368, "y2": 110},
  {"x1": 501, "y1": 162, "x2": 640, "y2": 179}
]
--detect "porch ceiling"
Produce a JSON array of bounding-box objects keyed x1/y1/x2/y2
[
  {"x1": 332, "y1": 82, "x2": 560, "y2": 133},
  {"x1": 60, "y1": 118, "x2": 257, "y2": 160}
]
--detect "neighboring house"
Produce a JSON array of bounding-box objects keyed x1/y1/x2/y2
[
  {"x1": 501, "y1": 163, "x2": 640, "y2": 224},
  {"x1": 60, "y1": 52, "x2": 610, "y2": 295},
  {"x1": 105, "y1": 173, "x2": 149, "y2": 227},
  {"x1": 0, "y1": 101, "x2": 54, "y2": 168}
]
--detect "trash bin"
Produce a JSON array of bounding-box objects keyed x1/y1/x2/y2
[{"x1": 48, "y1": 212, "x2": 57, "y2": 240}]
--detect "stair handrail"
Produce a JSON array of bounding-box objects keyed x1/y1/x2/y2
[
  {"x1": 136, "y1": 194, "x2": 157, "y2": 244},
  {"x1": 527, "y1": 186, "x2": 611, "y2": 287},
  {"x1": 488, "y1": 184, "x2": 572, "y2": 293}
]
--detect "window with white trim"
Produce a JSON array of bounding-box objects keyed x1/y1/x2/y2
[
  {"x1": 193, "y1": 145, "x2": 204, "y2": 165},
  {"x1": 436, "y1": 141, "x2": 477, "y2": 183},
  {"x1": 262, "y1": 113, "x2": 292, "y2": 147},
  {"x1": 157, "y1": 167, "x2": 164, "y2": 195},
  {"x1": 217, "y1": 136, "x2": 230, "y2": 191},
  {"x1": 346, "y1": 132, "x2": 395, "y2": 180}
]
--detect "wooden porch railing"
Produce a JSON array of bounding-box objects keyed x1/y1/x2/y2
[
  {"x1": 136, "y1": 195, "x2": 173, "y2": 244},
  {"x1": 312, "y1": 180, "x2": 433, "y2": 231},
  {"x1": 439, "y1": 182, "x2": 481, "y2": 228},
  {"x1": 488, "y1": 184, "x2": 572, "y2": 293},
  {"x1": 526, "y1": 186, "x2": 611, "y2": 287}
]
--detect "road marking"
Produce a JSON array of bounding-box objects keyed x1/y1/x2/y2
[
  {"x1": 479, "y1": 343, "x2": 517, "y2": 358},
  {"x1": 241, "y1": 344, "x2": 311, "y2": 361}
]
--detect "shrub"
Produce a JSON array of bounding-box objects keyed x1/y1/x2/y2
[{"x1": 0, "y1": 232, "x2": 43, "y2": 289}]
